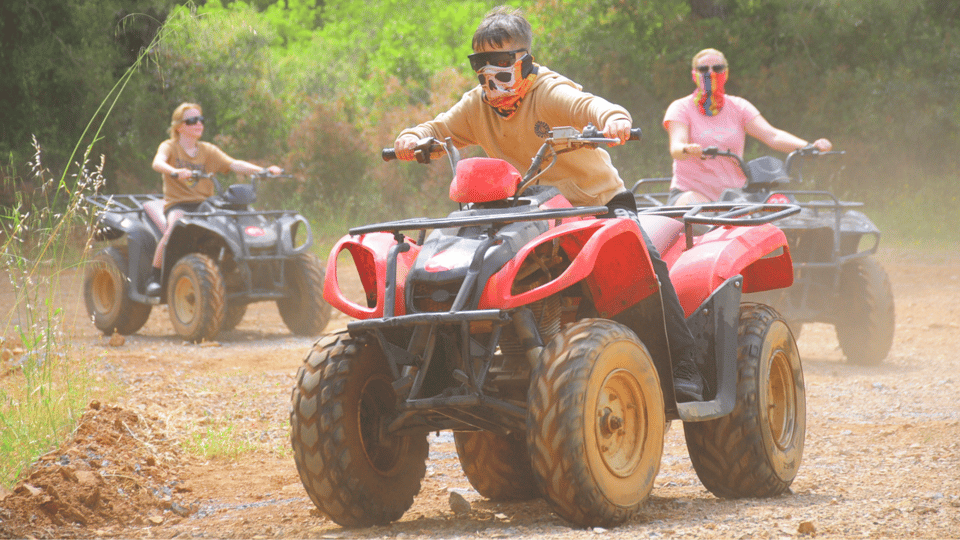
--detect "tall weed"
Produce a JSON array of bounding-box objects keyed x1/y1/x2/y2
[
  {"x1": 0, "y1": 12, "x2": 154, "y2": 486},
  {"x1": 0, "y1": 142, "x2": 105, "y2": 489}
]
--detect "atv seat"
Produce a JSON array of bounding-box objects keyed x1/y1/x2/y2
[
  {"x1": 144, "y1": 199, "x2": 168, "y2": 234},
  {"x1": 636, "y1": 214, "x2": 684, "y2": 254}
]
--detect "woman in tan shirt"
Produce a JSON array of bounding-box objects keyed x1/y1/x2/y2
[{"x1": 146, "y1": 102, "x2": 282, "y2": 296}]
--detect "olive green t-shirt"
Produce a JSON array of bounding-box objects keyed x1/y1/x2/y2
[{"x1": 158, "y1": 139, "x2": 234, "y2": 211}]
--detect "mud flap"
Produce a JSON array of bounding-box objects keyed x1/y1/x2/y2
[{"x1": 677, "y1": 275, "x2": 742, "y2": 422}]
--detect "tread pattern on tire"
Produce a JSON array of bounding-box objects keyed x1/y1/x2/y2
[
  {"x1": 167, "y1": 253, "x2": 225, "y2": 342},
  {"x1": 220, "y1": 301, "x2": 247, "y2": 332},
  {"x1": 683, "y1": 303, "x2": 805, "y2": 499},
  {"x1": 836, "y1": 257, "x2": 895, "y2": 366},
  {"x1": 290, "y1": 332, "x2": 428, "y2": 527},
  {"x1": 454, "y1": 431, "x2": 539, "y2": 501},
  {"x1": 278, "y1": 252, "x2": 331, "y2": 336},
  {"x1": 84, "y1": 247, "x2": 151, "y2": 335}
]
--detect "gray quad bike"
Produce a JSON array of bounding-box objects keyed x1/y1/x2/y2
[
  {"x1": 290, "y1": 126, "x2": 809, "y2": 529},
  {"x1": 84, "y1": 172, "x2": 331, "y2": 342},
  {"x1": 632, "y1": 146, "x2": 895, "y2": 366}
]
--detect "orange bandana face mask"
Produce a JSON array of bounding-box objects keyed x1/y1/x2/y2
[
  {"x1": 477, "y1": 54, "x2": 538, "y2": 118},
  {"x1": 692, "y1": 68, "x2": 727, "y2": 117}
]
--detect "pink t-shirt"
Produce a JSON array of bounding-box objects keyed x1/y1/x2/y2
[{"x1": 662, "y1": 94, "x2": 761, "y2": 200}]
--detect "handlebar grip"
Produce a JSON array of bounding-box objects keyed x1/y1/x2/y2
[
  {"x1": 582, "y1": 125, "x2": 642, "y2": 142},
  {"x1": 382, "y1": 148, "x2": 397, "y2": 162}
]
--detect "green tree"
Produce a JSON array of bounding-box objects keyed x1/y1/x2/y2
[{"x1": 0, "y1": 0, "x2": 175, "y2": 191}]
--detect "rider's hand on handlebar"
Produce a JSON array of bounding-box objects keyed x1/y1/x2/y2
[
  {"x1": 602, "y1": 119, "x2": 632, "y2": 146},
  {"x1": 264, "y1": 165, "x2": 283, "y2": 176},
  {"x1": 811, "y1": 138, "x2": 832, "y2": 152},
  {"x1": 394, "y1": 134, "x2": 420, "y2": 161},
  {"x1": 682, "y1": 143, "x2": 704, "y2": 159},
  {"x1": 174, "y1": 168, "x2": 193, "y2": 181}
]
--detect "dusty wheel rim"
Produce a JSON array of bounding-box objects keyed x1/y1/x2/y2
[
  {"x1": 766, "y1": 347, "x2": 797, "y2": 451},
  {"x1": 358, "y1": 375, "x2": 405, "y2": 476},
  {"x1": 594, "y1": 368, "x2": 645, "y2": 476},
  {"x1": 583, "y1": 340, "x2": 663, "y2": 506},
  {"x1": 759, "y1": 319, "x2": 805, "y2": 478},
  {"x1": 172, "y1": 274, "x2": 198, "y2": 324},
  {"x1": 91, "y1": 267, "x2": 117, "y2": 315}
]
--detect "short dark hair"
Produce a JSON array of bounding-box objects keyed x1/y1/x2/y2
[{"x1": 472, "y1": 6, "x2": 532, "y2": 52}]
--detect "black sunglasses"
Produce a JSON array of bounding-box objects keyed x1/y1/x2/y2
[
  {"x1": 468, "y1": 49, "x2": 526, "y2": 72},
  {"x1": 183, "y1": 116, "x2": 205, "y2": 126},
  {"x1": 696, "y1": 64, "x2": 727, "y2": 74}
]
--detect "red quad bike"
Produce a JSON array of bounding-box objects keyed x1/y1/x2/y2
[
  {"x1": 290, "y1": 126, "x2": 806, "y2": 528},
  {"x1": 84, "y1": 171, "x2": 331, "y2": 342}
]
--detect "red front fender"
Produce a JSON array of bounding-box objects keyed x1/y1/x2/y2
[
  {"x1": 479, "y1": 218, "x2": 659, "y2": 317},
  {"x1": 323, "y1": 232, "x2": 421, "y2": 319},
  {"x1": 669, "y1": 223, "x2": 793, "y2": 317}
]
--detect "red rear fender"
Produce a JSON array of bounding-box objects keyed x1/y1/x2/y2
[
  {"x1": 323, "y1": 232, "x2": 420, "y2": 319},
  {"x1": 479, "y1": 218, "x2": 659, "y2": 317},
  {"x1": 669, "y1": 224, "x2": 793, "y2": 317}
]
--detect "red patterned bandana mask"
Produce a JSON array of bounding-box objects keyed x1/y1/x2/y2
[
  {"x1": 692, "y1": 69, "x2": 727, "y2": 117},
  {"x1": 478, "y1": 55, "x2": 538, "y2": 118}
]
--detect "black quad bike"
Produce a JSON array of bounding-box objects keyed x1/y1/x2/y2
[
  {"x1": 632, "y1": 147, "x2": 895, "y2": 366},
  {"x1": 290, "y1": 126, "x2": 809, "y2": 528},
  {"x1": 84, "y1": 171, "x2": 331, "y2": 342}
]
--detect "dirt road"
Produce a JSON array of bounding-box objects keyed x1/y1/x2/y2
[{"x1": 1, "y1": 247, "x2": 959, "y2": 539}]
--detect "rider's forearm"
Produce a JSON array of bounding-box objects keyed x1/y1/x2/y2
[
  {"x1": 230, "y1": 160, "x2": 267, "y2": 175},
  {"x1": 670, "y1": 142, "x2": 692, "y2": 160},
  {"x1": 152, "y1": 158, "x2": 179, "y2": 177},
  {"x1": 766, "y1": 130, "x2": 809, "y2": 153}
]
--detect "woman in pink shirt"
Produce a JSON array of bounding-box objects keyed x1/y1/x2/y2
[{"x1": 663, "y1": 48, "x2": 832, "y2": 205}]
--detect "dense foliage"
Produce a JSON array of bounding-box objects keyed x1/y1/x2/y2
[{"x1": 1, "y1": 0, "x2": 958, "y2": 235}]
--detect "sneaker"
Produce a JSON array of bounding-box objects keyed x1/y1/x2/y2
[
  {"x1": 146, "y1": 267, "x2": 162, "y2": 297},
  {"x1": 673, "y1": 356, "x2": 704, "y2": 402}
]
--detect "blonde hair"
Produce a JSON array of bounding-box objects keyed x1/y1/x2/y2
[
  {"x1": 691, "y1": 48, "x2": 728, "y2": 70},
  {"x1": 168, "y1": 102, "x2": 203, "y2": 140}
]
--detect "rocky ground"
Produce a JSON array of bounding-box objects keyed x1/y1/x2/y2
[{"x1": 1, "y1": 247, "x2": 958, "y2": 539}]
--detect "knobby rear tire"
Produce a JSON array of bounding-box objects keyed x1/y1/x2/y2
[
  {"x1": 683, "y1": 303, "x2": 806, "y2": 498},
  {"x1": 220, "y1": 301, "x2": 247, "y2": 332},
  {"x1": 278, "y1": 252, "x2": 331, "y2": 336},
  {"x1": 454, "y1": 431, "x2": 539, "y2": 501},
  {"x1": 83, "y1": 247, "x2": 152, "y2": 335},
  {"x1": 835, "y1": 256, "x2": 895, "y2": 366}
]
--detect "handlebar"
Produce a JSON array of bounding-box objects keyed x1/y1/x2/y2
[
  {"x1": 784, "y1": 147, "x2": 844, "y2": 178},
  {"x1": 381, "y1": 124, "x2": 642, "y2": 163},
  {"x1": 381, "y1": 138, "x2": 443, "y2": 163},
  {"x1": 177, "y1": 169, "x2": 287, "y2": 196},
  {"x1": 176, "y1": 169, "x2": 288, "y2": 180},
  {"x1": 249, "y1": 170, "x2": 289, "y2": 179},
  {"x1": 701, "y1": 145, "x2": 843, "y2": 184}
]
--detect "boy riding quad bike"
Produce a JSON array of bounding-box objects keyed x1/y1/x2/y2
[
  {"x1": 290, "y1": 127, "x2": 806, "y2": 528},
  {"x1": 84, "y1": 171, "x2": 331, "y2": 342},
  {"x1": 634, "y1": 147, "x2": 895, "y2": 366}
]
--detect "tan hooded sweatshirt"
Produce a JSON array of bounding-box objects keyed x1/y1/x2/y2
[{"x1": 400, "y1": 67, "x2": 631, "y2": 207}]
